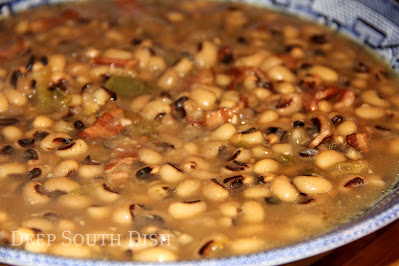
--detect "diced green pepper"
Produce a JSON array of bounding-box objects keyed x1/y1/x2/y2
[
  {"x1": 33, "y1": 84, "x2": 71, "y2": 113},
  {"x1": 104, "y1": 75, "x2": 156, "y2": 97},
  {"x1": 127, "y1": 118, "x2": 160, "y2": 138},
  {"x1": 328, "y1": 160, "x2": 368, "y2": 177},
  {"x1": 275, "y1": 154, "x2": 296, "y2": 165}
]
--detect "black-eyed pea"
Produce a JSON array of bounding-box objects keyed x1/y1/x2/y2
[
  {"x1": 53, "y1": 160, "x2": 79, "y2": 177},
  {"x1": 157, "y1": 69, "x2": 179, "y2": 90},
  {"x1": 87, "y1": 206, "x2": 112, "y2": 220},
  {"x1": 200, "y1": 142, "x2": 227, "y2": 158},
  {"x1": 275, "y1": 81, "x2": 296, "y2": 94},
  {"x1": 175, "y1": 179, "x2": 200, "y2": 198},
  {"x1": 366, "y1": 175, "x2": 386, "y2": 188},
  {"x1": 0, "y1": 92, "x2": 9, "y2": 112},
  {"x1": 22, "y1": 217, "x2": 54, "y2": 232},
  {"x1": 253, "y1": 88, "x2": 272, "y2": 101},
  {"x1": 168, "y1": 201, "x2": 207, "y2": 219},
  {"x1": 216, "y1": 74, "x2": 231, "y2": 87},
  {"x1": 191, "y1": 87, "x2": 217, "y2": 111},
  {"x1": 45, "y1": 176, "x2": 80, "y2": 194},
  {"x1": 253, "y1": 159, "x2": 279, "y2": 175},
  {"x1": 55, "y1": 139, "x2": 89, "y2": 158},
  {"x1": 0, "y1": 162, "x2": 26, "y2": 178},
  {"x1": 183, "y1": 142, "x2": 199, "y2": 155},
  {"x1": 159, "y1": 163, "x2": 185, "y2": 183},
  {"x1": 52, "y1": 120, "x2": 74, "y2": 133},
  {"x1": 48, "y1": 54, "x2": 66, "y2": 72},
  {"x1": 78, "y1": 164, "x2": 104, "y2": 179},
  {"x1": 57, "y1": 219, "x2": 76, "y2": 231},
  {"x1": 2, "y1": 126, "x2": 23, "y2": 141},
  {"x1": 0, "y1": 210, "x2": 9, "y2": 223},
  {"x1": 243, "y1": 185, "x2": 272, "y2": 199},
  {"x1": 241, "y1": 200, "x2": 265, "y2": 223},
  {"x1": 11, "y1": 227, "x2": 36, "y2": 246},
  {"x1": 355, "y1": 105, "x2": 385, "y2": 120},
  {"x1": 93, "y1": 183, "x2": 120, "y2": 202},
  {"x1": 210, "y1": 123, "x2": 237, "y2": 141},
  {"x1": 58, "y1": 195, "x2": 92, "y2": 209},
  {"x1": 134, "y1": 247, "x2": 177, "y2": 262},
  {"x1": 315, "y1": 150, "x2": 346, "y2": 169},
  {"x1": 50, "y1": 243, "x2": 91, "y2": 258},
  {"x1": 270, "y1": 175, "x2": 299, "y2": 202},
  {"x1": 148, "y1": 184, "x2": 170, "y2": 200},
  {"x1": 346, "y1": 147, "x2": 363, "y2": 160},
  {"x1": 361, "y1": 90, "x2": 390, "y2": 108},
  {"x1": 293, "y1": 175, "x2": 332, "y2": 194},
  {"x1": 173, "y1": 57, "x2": 193, "y2": 76},
  {"x1": 388, "y1": 138, "x2": 399, "y2": 154},
  {"x1": 194, "y1": 41, "x2": 217, "y2": 68},
  {"x1": 272, "y1": 143, "x2": 293, "y2": 155},
  {"x1": 139, "y1": 148, "x2": 163, "y2": 165},
  {"x1": 25, "y1": 237, "x2": 49, "y2": 253},
  {"x1": 147, "y1": 56, "x2": 166, "y2": 72},
  {"x1": 141, "y1": 99, "x2": 171, "y2": 120},
  {"x1": 112, "y1": 205, "x2": 133, "y2": 225},
  {"x1": 23, "y1": 181, "x2": 50, "y2": 205},
  {"x1": 258, "y1": 110, "x2": 279, "y2": 124},
  {"x1": 4, "y1": 89, "x2": 27, "y2": 106},
  {"x1": 260, "y1": 55, "x2": 283, "y2": 71},
  {"x1": 103, "y1": 48, "x2": 132, "y2": 59},
  {"x1": 32, "y1": 115, "x2": 53, "y2": 129},
  {"x1": 182, "y1": 156, "x2": 209, "y2": 171},
  {"x1": 234, "y1": 51, "x2": 268, "y2": 67},
  {"x1": 40, "y1": 133, "x2": 72, "y2": 151},
  {"x1": 309, "y1": 65, "x2": 338, "y2": 82},
  {"x1": 129, "y1": 94, "x2": 152, "y2": 113},
  {"x1": 318, "y1": 100, "x2": 332, "y2": 113},
  {"x1": 177, "y1": 233, "x2": 194, "y2": 246},
  {"x1": 231, "y1": 130, "x2": 264, "y2": 146},
  {"x1": 336, "y1": 120, "x2": 357, "y2": 136},
  {"x1": 266, "y1": 65, "x2": 296, "y2": 82},
  {"x1": 229, "y1": 238, "x2": 265, "y2": 255},
  {"x1": 251, "y1": 146, "x2": 274, "y2": 159},
  {"x1": 218, "y1": 217, "x2": 233, "y2": 227},
  {"x1": 202, "y1": 180, "x2": 229, "y2": 201}
]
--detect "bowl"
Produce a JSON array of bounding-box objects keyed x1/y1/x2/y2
[{"x1": 0, "y1": 0, "x2": 398, "y2": 265}]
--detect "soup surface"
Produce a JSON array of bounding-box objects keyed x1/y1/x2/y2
[{"x1": 0, "y1": 0, "x2": 398, "y2": 262}]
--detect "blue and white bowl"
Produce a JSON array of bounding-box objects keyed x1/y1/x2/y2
[{"x1": 0, "y1": 0, "x2": 398, "y2": 265}]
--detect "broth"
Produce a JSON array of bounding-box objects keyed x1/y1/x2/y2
[{"x1": 0, "y1": 0, "x2": 398, "y2": 261}]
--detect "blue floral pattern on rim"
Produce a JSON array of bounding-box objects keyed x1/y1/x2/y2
[{"x1": 0, "y1": 0, "x2": 398, "y2": 265}]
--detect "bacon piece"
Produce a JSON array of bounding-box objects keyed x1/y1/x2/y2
[
  {"x1": 0, "y1": 37, "x2": 25, "y2": 63},
  {"x1": 308, "y1": 115, "x2": 333, "y2": 149},
  {"x1": 346, "y1": 133, "x2": 370, "y2": 152},
  {"x1": 226, "y1": 67, "x2": 265, "y2": 90},
  {"x1": 90, "y1": 57, "x2": 139, "y2": 68},
  {"x1": 303, "y1": 85, "x2": 355, "y2": 112},
  {"x1": 30, "y1": 9, "x2": 79, "y2": 33},
  {"x1": 78, "y1": 107, "x2": 125, "y2": 139},
  {"x1": 182, "y1": 69, "x2": 214, "y2": 89}
]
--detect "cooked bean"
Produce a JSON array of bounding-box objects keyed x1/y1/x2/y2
[
  {"x1": 0, "y1": 162, "x2": 26, "y2": 178},
  {"x1": 139, "y1": 148, "x2": 163, "y2": 165},
  {"x1": 241, "y1": 200, "x2": 265, "y2": 223},
  {"x1": 253, "y1": 159, "x2": 279, "y2": 175},
  {"x1": 58, "y1": 194, "x2": 92, "y2": 209},
  {"x1": 243, "y1": 185, "x2": 272, "y2": 198},
  {"x1": 176, "y1": 179, "x2": 200, "y2": 198},
  {"x1": 229, "y1": 238, "x2": 265, "y2": 255},
  {"x1": 355, "y1": 105, "x2": 385, "y2": 120},
  {"x1": 50, "y1": 244, "x2": 91, "y2": 258},
  {"x1": 191, "y1": 86, "x2": 218, "y2": 111},
  {"x1": 78, "y1": 164, "x2": 103, "y2": 179},
  {"x1": 159, "y1": 163, "x2": 185, "y2": 183},
  {"x1": 293, "y1": 175, "x2": 332, "y2": 194},
  {"x1": 202, "y1": 180, "x2": 229, "y2": 201},
  {"x1": 134, "y1": 247, "x2": 177, "y2": 262},
  {"x1": 55, "y1": 139, "x2": 89, "y2": 158},
  {"x1": 270, "y1": 175, "x2": 299, "y2": 202},
  {"x1": 44, "y1": 177, "x2": 80, "y2": 193},
  {"x1": 53, "y1": 160, "x2": 79, "y2": 177},
  {"x1": 22, "y1": 217, "x2": 54, "y2": 232},
  {"x1": 2, "y1": 126, "x2": 23, "y2": 141},
  {"x1": 87, "y1": 206, "x2": 112, "y2": 220},
  {"x1": 0, "y1": 92, "x2": 9, "y2": 112},
  {"x1": 168, "y1": 201, "x2": 207, "y2": 219},
  {"x1": 309, "y1": 65, "x2": 338, "y2": 82},
  {"x1": 195, "y1": 41, "x2": 217, "y2": 68},
  {"x1": 336, "y1": 120, "x2": 357, "y2": 136},
  {"x1": 267, "y1": 65, "x2": 296, "y2": 82},
  {"x1": 32, "y1": 115, "x2": 54, "y2": 129},
  {"x1": 210, "y1": 123, "x2": 237, "y2": 141},
  {"x1": 231, "y1": 130, "x2": 264, "y2": 146},
  {"x1": 23, "y1": 181, "x2": 50, "y2": 205},
  {"x1": 148, "y1": 184, "x2": 170, "y2": 200},
  {"x1": 93, "y1": 183, "x2": 120, "y2": 202},
  {"x1": 315, "y1": 150, "x2": 346, "y2": 169},
  {"x1": 361, "y1": 90, "x2": 390, "y2": 108}
]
